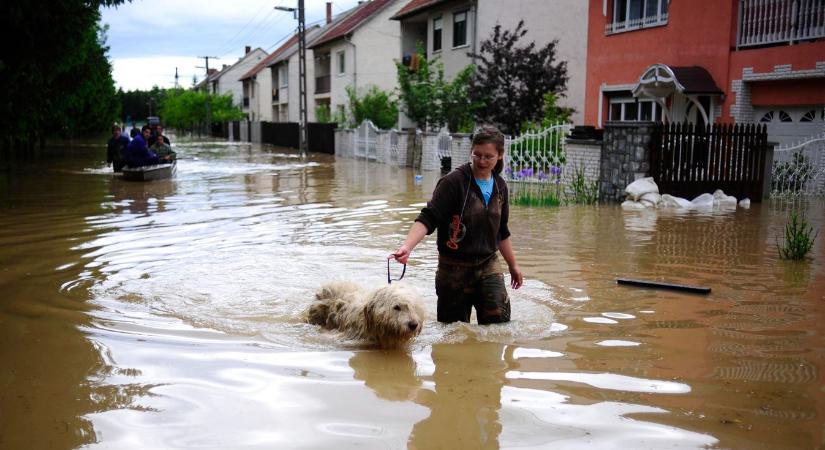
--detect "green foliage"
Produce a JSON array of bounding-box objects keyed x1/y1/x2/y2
[
  {"x1": 511, "y1": 184, "x2": 562, "y2": 207},
  {"x1": 2, "y1": 0, "x2": 128, "y2": 151},
  {"x1": 117, "y1": 86, "x2": 167, "y2": 125},
  {"x1": 395, "y1": 45, "x2": 477, "y2": 132},
  {"x1": 469, "y1": 21, "x2": 569, "y2": 136},
  {"x1": 566, "y1": 164, "x2": 599, "y2": 205},
  {"x1": 315, "y1": 104, "x2": 332, "y2": 123},
  {"x1": 777, "y1": 211, "x2": 818, "y2": 260},
  {"x1": 160, "y1": 90, "x2": 243, "y2": 132},
  {"x1": 345, "y1": 85, "x2": 398, "y2": 130}
]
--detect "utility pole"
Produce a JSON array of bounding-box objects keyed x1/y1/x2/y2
[
  {"x1": 275, "y1": 1, "x2": 307, "y2": 157},
  {"x1": 197, "y1": 56, "x2": 218, "y2": 136},
  {"x1": 174, "y1": 67, "x2": 179, "y2": 89}
]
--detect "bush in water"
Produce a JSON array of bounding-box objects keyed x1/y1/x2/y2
[{"x1": 777, "y1": 211, "x2": 818, "y2": 260}]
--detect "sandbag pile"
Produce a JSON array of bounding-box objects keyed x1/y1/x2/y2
[{"x1": 621, "y1": 177, "x2": 751, "y2": 210}]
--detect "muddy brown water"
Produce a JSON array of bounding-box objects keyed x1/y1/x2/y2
[{"x1": 0, "y1": 137, "x2": 823, "y2": 449}]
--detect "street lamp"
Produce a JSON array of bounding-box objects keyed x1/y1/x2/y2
[{"x1": 275, "y1": 1, "x2": 307, "y2": 157}]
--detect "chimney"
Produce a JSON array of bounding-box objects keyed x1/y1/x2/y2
[
  {"x1": 326, "y1": 2, "x2": 332, "y2": 24},
  {"x1": 245, "y1": 45, "x2": 251, "y2": 54}
]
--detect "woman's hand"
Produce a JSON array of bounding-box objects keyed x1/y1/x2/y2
[
  {"x1": 508, "y1": 264, "x2": 523, "y2": 290},
  {"x1": 389, "y1": 245, "x2": 411, "y2": 264}
]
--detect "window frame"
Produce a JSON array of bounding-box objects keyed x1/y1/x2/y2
[
  {"x1": 452, "y1": 9, "x2": 468, "y2": 48},
  {"x1": 607, "y1": 96, "x2": 661, "y2": 122},
  {"x1": 432, "y1": 16, "x2": 443, "y2": 52},
  {"x1": 607, "y1": 0, "x2": 669, "y2": 35},
  {"x1": 279, "y1": 65, "x2": 288, "y2": 88},
  {"x1": 336, "y1": 50, "x2": 346, "y2": 75}
]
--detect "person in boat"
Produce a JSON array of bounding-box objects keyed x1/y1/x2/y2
[
  {"x1": 150, "y1": 124, "x2": 171, "y2": 146},
  {"x1": 150, "y1": 133, "x2": 176, "y2": 161},
  {"x1": 106, "y1": 124, "x2": 130, "y2": 172},
  {"x1": 124, "y1": 125, "x2": 172, "y2": 167},
  {"x1": 129, "y1": 122, "x2": 140, "y2": 138}
]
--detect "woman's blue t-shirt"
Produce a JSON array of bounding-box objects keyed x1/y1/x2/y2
[{"x1": 475, "y1": 177, "x2": 494, "y2": 206}]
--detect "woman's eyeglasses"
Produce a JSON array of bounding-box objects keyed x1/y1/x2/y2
[{"x1": 471, "y1": 153, "x2": 497, "y2": 162}]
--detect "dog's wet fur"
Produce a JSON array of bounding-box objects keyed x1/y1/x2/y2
[{"x1": 307, "y1": 281, "x2": 425, "y2": 349}]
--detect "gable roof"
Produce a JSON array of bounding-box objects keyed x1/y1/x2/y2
[
  {"x1": 239, "y1": 29, "x2": 313, "y2": 81},
  {"x1": 390, "y1": 0, "x2": 448, "y2": 20},
  {"x1": 268, "y1": 25, "x2": 326, "y2": 67},
  {"x1": 309, "y1": 0, "x2": 396, "y2": 49},
  {"x1": 210, "y1": 48, "x2": 267, "y2": 83}
]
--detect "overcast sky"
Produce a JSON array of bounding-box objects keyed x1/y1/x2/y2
[{"x1": 100, "y1": 0, "x2": 365, "y2": 91}]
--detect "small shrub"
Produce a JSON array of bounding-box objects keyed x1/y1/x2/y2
[
  {"x1": 315, "y1": 104, "x2": 331, "y2": 123},
  {"x1": 777, "y1": 211, "x2": 818, "y2": 260},
  {"x1": 511, "y1": 183, "x2": 562, "y2": 207},
  {"x1": 567, "y1": 164, "x2": 599, "y2": 205}
]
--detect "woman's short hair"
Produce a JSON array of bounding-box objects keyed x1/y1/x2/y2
[
  {"x1": 472, "y1": 124, "x2": 506, "y2": 175},
  {"x1": 471, "y1": 124, "x2": 505, "y2": 153}
]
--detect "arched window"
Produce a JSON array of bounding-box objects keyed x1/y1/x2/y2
[
  {"x1": 778, "y1": 111, "x2": 792, "y2": 122},
  {"x1": 759, "y1": 111, "x2": 774, "y2": 122},
  {"x1": 800, "y1": 110, "x2": 816, "y2": 122}
]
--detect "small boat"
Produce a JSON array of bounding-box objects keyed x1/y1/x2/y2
[{"x1": 121, "y1": 161, "x2": 176, "y2": 181}]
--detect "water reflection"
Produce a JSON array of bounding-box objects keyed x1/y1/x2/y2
[{"x1": 2, "y1": 137, "x2": 824, "y2": 449}]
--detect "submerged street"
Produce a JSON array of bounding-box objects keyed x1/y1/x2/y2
[{"x1": 1, "y1": 137, "x2": 823, "y2": 449}]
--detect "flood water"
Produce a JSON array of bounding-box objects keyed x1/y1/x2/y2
[{"x1": 1, "y1": 137, "x2": 823, "y2": 450}]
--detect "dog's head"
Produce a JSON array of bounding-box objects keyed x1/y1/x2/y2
[{"x1": 363, "y1": 284, "x2": 425, "y2": 349}]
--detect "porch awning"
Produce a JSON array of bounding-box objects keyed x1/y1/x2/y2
[{"x1": 632, "y1": 64, "x2": 723, "y2": 99}]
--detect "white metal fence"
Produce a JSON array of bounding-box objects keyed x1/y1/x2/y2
[
  {"x1": 737, "y1": 0, "x2": 825, "y2": 47},
  {"x1": 770, "y1": 132, "x2": 825, "y2": 197},
  {"x1": 504, "y1": 123, "x2": 573, "y2": 184}
]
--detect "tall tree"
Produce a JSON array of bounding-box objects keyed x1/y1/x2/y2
[
  {"x1": 468, "y1": 21, "x2": 569, "y2": 136},
  {"x1": 395, "y1": 46, "x2": 477, "y2": 132},
  {"x1": 2, "y1": 0, "x2": 127, "y2": 152}
]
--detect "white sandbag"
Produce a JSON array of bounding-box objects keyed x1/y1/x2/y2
[
  {"x1": 738, "y1": 198, "x2": 751, "y2": 208},
  {"x1": 625, "y1": 177, "x2": 659, "y2": 201},
  {"x1": 691, "y1": 193, "x2": 714, "y2": 208},
  {"x1": 621, "y1": 200, "x2": 646, "y2": 210},
  {"x1": 640, "y1": 192, "x2": 661, "y2": 206},
  {"x1": 661, "y1": 194, "x2": 692, "y2": 209},
  {"x1": 712, "y1": 189, "x2": 737, "y2": 207}
]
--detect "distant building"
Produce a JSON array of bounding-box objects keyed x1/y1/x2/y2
[
  {"x1": 208, "y1": 46, "x2": 268, "y2": 111},
  {"x1": 391, "y1": 0, "x2": 590, "y2": 125},
  {"x1": 309, "y1": 0, "x2": 406, "y2": 125},
  {"x1": 585, "y1": 0, "x2": 825, "y2": 145}
]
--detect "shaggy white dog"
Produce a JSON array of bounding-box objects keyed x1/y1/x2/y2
[{"x1": 306, "y1": 281, "x2": 425, "y2": 349}]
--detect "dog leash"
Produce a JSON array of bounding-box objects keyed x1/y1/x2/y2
[{"x1": 387, "y1": 259, "x2": 406, "y2": 284}]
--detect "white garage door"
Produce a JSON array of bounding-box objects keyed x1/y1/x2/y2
[{"x1": 755, "y1": 106, "x2": 824, "y2": 146}]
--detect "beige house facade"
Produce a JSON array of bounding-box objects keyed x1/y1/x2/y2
[{"x1": 393, "y1": 0, "x2": 589, "y2": 125}]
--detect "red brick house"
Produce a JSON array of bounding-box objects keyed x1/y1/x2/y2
[{"x1": 585, "y1": 0, "x2": 825, "y2": 145}]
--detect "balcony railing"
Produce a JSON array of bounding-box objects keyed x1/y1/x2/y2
[
  {"x1": 605, "y1": 12, "x2": 668, "y2": 34},
  {"x1": 737, "y1": 0, "x2": 825, "y2": 47},
  {"x1": 315, "y1": 75, "x2": 331, "y2": 94}
]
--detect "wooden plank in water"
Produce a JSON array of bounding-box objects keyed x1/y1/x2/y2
[{"x1": 616, "y1": 278, "x2": 711, "y2": 295}]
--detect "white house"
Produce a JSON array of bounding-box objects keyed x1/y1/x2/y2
[
  {"x1": 208, "y1": 46, "x2": 268, "y2": 111},
  {"x1": 391, "y1": 0, "x2": 589, "y2": 125},
  {"x1": 308, "y1": 0, "x2": 406, "y2": 122}
]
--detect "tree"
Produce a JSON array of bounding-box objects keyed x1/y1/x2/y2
[
  {"x1": 395, "y1": 46, "x2": 477, "y2": 132},
  {"x1": 160, "y1": 90, "x2": 243, "y2": 134},
  {"x1": 2, "y1": 0, "x2": 129, "y2": 152},
  {"x1": 468, "y1": 21, "x2": 569, "y2": 136},
  {"x1": 345, "y1": 85, "x2": 398, "y2": 130}
]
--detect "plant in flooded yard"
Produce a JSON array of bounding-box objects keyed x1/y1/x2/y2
[
  {"x1": 777, "y1": 211, "x2": 818, "y2": 260},
  {"x1": 510, "y1": 181, "x2": 562, "y2": 207},
  {"x1": 567, "y1": 164, "x2": 599, "y2": 205}
]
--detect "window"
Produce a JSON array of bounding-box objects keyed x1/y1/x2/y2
[
  {"x1": 608, "y1": 97, "x2": 661, "y2": 122},
  {"x1": 453, "y1": 10, "x2": 468, "y2": 47},
  {"x1": 800, "y1": 110, "x2": 816, "y2": 122},
  {"x1": 607, "y1": 0, "x2": 668, "y2": 34},
  {"x1": 759, "y1": 111, "x2": 774, "y2": 122},
  {"x1": 778, "y1": 111, "x2": 792, "y2": 122},
  {"x1": 432, "y1": 17, "x2": 443, "y2": 52},
  {"x1": 337, "y1": 51, "x2": 345, "y2": 75},
  {"x1": 279, "y1": 65, "x2": 288, "y2": 88}
]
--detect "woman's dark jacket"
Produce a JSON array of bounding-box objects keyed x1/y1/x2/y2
[{"x1": 415, "y1": 163, "x2": 510, "y2": 263}]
